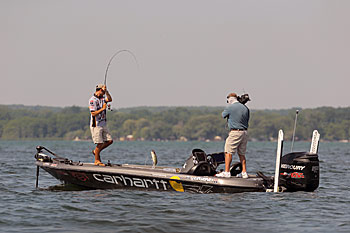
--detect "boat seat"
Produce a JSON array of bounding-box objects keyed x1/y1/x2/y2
[
  {"x1": 192, "y1": 148, "x2": 208, "y2": 162},
  {"x1": 207, "y1": 152, "x2": 225, "y2": 169},
  {"x1": 180, "y1": 149, "x2": 215, "y2": 176}
]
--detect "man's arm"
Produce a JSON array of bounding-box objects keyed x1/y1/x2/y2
[
  {"x1": 222, "y1": 107, "x2": 230, "y2": 118},
  {"x1": 91, "y1": 103, "x2": 107, "y2": 117},
  {"x1": 102, "y1": 85, "x2": 112, "y2": 102},
  {"x1": 105, "y1": 90, "x2": 112, "y2": 102}
]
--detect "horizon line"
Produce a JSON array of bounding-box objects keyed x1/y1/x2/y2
[{"x1": 1, "y1": 103, "x2": 349, "y2": 111}]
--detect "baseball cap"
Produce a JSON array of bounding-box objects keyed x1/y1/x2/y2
[{"x1": 96, "y1": 84, "x2": 105, "y2": 90}]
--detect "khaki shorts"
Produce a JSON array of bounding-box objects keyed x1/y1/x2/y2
[
  {"x1": 90, "y1": 126, "x2": 113, "y2": 144},
  {"x1": 224, "y1": 130, "x2": 248, "y2": 155}
]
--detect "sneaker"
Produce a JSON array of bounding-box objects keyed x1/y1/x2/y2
[
  {"x1": 236, "y1": 172, "x2": 248, "y2": 179},
  {"x1": 215, "y1": 171, "x2": 231, "y2": 178}
]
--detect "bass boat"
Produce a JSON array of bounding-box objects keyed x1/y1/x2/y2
[{"x1": 35, "y1": 130, "x2": 320, "y2": 194}]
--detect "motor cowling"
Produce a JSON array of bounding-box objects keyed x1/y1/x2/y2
[{"x1": 279, "y1": 152, "x2": 319, "y2": 192}]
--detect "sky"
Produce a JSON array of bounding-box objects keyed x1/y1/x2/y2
[{"x1": 1, "y1": 0, "x2": 349, "y2": 110}]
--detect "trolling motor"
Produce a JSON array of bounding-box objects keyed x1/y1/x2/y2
[
  {"x1": 35, "y1": 146, "x2": 57, "y2": 188},
  {"x1": 35, "y1": 146, "x2": 54, "y2": 162},
  {"x1": 35, "y1": 146, "x2": 78, "y2": 164},
  {"x1": 34, "y1": 146, "x2": 79, "y2": 188}
]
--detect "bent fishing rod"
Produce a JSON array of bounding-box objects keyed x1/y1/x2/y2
[{"x1": 103, "y1": 49, "x2": 140, "y2": 86}]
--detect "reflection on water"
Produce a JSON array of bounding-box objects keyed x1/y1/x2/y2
[{"x1": 45, "y1": 184, "x2": 93, "y2": 192}]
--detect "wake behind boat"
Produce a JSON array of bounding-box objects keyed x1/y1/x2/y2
[{"x1": 34, "y1": 130, "x2": 320, "y2": 194}]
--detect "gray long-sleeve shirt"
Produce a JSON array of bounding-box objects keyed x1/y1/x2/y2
[{"x1": 222, "y1": 102, "x2": 250, "y2": 130}]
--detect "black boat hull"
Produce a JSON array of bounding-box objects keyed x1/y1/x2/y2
[
  {"x1": 35, "y1": 143, "x2": 319, "y2": 194},
  {"x1": 37, "y1": 161, "x2": 266, "y2": 194}
]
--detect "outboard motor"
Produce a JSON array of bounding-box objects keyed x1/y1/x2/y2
[
  {"x1": 279, "y1": 152, "x2": 319, "y2": 192},
  {"x1": 180, "y1": 149, "x2": 214, "y2": 176}
]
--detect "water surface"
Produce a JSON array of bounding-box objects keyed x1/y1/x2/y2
[{"x1": 0, "y1": 140, "x2": 349, "y2": 232}]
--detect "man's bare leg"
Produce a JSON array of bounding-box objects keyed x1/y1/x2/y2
[
  {"x1": 93, "y1": 140, "x2": 113, "y2": 165},
  {"x1": 99, "y1": 140, "x2": 113, "y2": 152},
  {"x1": 238, "y1": 153, "x2": 247, "y2": 173},
  {"x1": 224, "y1": 152, "x2": 232, "y2": 172}
]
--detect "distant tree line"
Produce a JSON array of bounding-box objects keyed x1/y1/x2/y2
[{"x1": 0, "y1": 105, "x2": 349, "y2": 141}]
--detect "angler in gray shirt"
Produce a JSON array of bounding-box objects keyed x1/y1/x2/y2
[{"x1": 216, "y1": 92, "x2": 250, "y2": 178}]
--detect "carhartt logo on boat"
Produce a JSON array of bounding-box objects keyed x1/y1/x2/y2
[
  {"x1": 281, "y1": 164, "x2": 305, "y2": 171},
  {"x1": 93, "y1": 174, "x2": 168, "y2": 190}
]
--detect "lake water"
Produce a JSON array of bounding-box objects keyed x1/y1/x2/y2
[{"x1": 0, "y1": 140, "x2": 349, "y2": 232}]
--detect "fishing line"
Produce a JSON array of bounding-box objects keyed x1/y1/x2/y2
[{"x1": 104, "y1": 49, "x2": 140, "y2": 86}]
